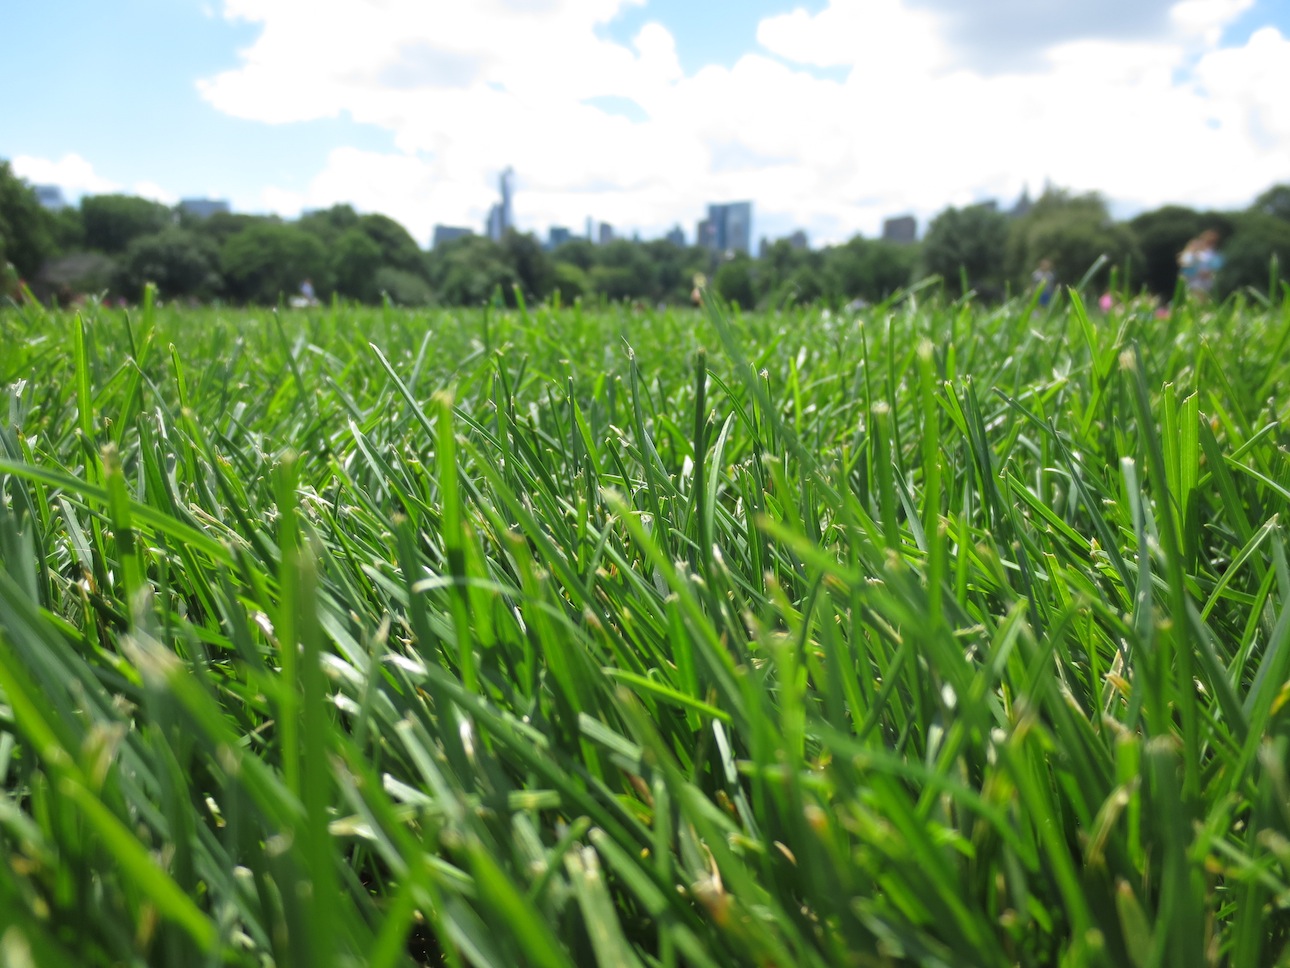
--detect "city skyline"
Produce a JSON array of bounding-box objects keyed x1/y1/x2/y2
[{"x1": 5, "y1": 1, "x2": 1289, "y2": 247}]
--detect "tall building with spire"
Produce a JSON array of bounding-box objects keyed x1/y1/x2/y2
[{"x1": 486, "y1": 167, "x2": 515, "y2": 241}]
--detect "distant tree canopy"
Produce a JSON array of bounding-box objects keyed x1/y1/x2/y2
[
  {"x1": 824, "y1": 237, "x2": 920, "y2": 304},
  {"x1": 1006, "y1": 190, "x2": 1141, "y2": 293},
  {"x1": 81, "y1": 194, "x2": 173, "y2": 254},
  {"x1": 425, "y1": 234, "x2": 517, "y2": 306},
  {"x1": 0, "y1": 160, "x2": 56, "y2": 279},
  {"x1": 1253, "y1": 184, "x2": 1290, "y2": 223},
  {"x1": 330, "y1": 228, "x2": 384, "y2": 303},
  {"x1": 922, "y1": 204, "x2": 1010, "y2": 296},
  {"x1": 220, "y1": 223, "x2": 328, "y2": 304},
  {"x1": 1216, "y1": 211, "x2": 1290, "y2": 299},
  {"x1": 713, "y1": 256, "x2": 756, "y2": 309},
  {"x1": 1129, "y1": 206, "x2": 1208, "y2": 299},
  {"x1": 115, "y1": 228, "x2": 223, "y2": 301},
  {"x1": 3, "y1": 154, "x2": 1287, "y2": 309}
]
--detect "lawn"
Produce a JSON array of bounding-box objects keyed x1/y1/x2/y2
[{"x1": 1, "y1": 287, "x2": 1288, "y2": 967}]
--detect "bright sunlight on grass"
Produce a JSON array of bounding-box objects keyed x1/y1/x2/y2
[{"x1": 1, "y1": 285, "x2": 1289, "y2": 967}]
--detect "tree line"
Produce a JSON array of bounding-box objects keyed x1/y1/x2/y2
[{"x1": 2, "y1": 159, "x2": 1287, "y2": 308}]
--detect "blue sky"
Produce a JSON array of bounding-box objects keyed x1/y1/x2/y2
[{"x1": 5, "y1": 0, "x2": 1289, "y2": 247}]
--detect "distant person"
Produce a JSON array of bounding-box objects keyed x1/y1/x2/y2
[
  {"x1": 291, "y1": 277, "x2": 319, "y2": 309},
  {"x1": 1031, "y1": 259, "x2": 1056, "y2": 307},
  {"x1": 1178, "y1": 230, "x2": 1223, "y2": 300}
]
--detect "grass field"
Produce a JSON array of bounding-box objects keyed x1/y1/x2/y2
[{"x1": 1, "y1": 286, "x2": 1289, "y2": 967}]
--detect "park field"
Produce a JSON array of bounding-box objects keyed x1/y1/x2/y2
[{"x1": 1, "y1": 288, "x2": 1289, "y2": 967}]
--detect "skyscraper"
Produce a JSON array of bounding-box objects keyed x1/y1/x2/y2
[
  {"x1": 701, "y1": 202, "x2": 753, "y2": 256},
  {"x1": 881, "y1": 216, "x2": 917, "y2": 244},
  {"x1": 34, "y1": 186, "x2": 67, "y2": 211},
  {"x1": 179, "y1": 198, "x2": 231, "y2": 219},
  {"x1": 433, "y1": 225, "x2": 473, "y2": 248},
  {"x1": 500, "y1": 166, "x2": 514, "y2": 233},
  {"x1": 486, "y1": 167, "x2": 515, "y2": 241}
]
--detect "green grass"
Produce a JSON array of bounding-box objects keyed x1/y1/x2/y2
[{"x1": 1, "y1": 285, "x2": 1290, "y2": 967}]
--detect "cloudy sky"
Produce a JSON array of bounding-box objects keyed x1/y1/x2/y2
[{"x1": 5, "y1": 0, "x2": 1289, "y2": 246}]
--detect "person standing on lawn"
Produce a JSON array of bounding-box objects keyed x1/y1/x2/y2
[{"x1": 1178, "y1": 229, "x2": 1223, "y2": 300}]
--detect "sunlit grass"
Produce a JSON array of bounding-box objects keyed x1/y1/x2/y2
[{"x1": 1, "y1": 286, "x2": 1289, "y2": 967}]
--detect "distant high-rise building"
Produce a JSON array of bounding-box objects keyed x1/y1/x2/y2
[
  {"x1": 500, "y1": 167, "x2": 514, "y2": 232},
  {"x1": 486, "y1": 167, "x2": 515, "y2": 241},
  {"x1": 180, "y1": 198, "x2": 231, "y2": 220},
  {"x1": 761, "y1": 230, "x2": 809, "y2": 257},
  {"x1": 547, "y1": 226, "x2": 572, "y2": 249},
  {"x1": 34, "y1": 186, "x2": 67, "y2": 211},
  {"x1": 697, "y1": 218, "x2": 714, "y2": 250},
  {"x1": 665, "y1": 225, "x2": 685, "y2": 247},
  {"x1": 881, "y1": 216, "x2": 917, "y2": 244},
  {"x1": 598, "y1": 222, "x2": 614, "y2": 245},
  {"x1": 433, "y1": 225, "x2": 473, "y2": 248},
  {"x1": 586, "y1": 216, "x2": 594, "y2": 240},
  {"x1": 701, "y1": 202, "x2": 752, "y2": 256}
]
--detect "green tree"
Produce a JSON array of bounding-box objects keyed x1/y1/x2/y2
[
  {"x1": 330, "y1": 228, "x2": 384, "y2": 302},
  {"x1": 0, "y1": 160, "x2": 56, "y2": 279},
  {"x1": 220, "y1": 223, "x2": 328, "y2": 304},
  {"x1": 552, "y1": 238, "x2": 596, "y2": 272},
  {"x1": 551, "y1": 262, "x2": 590, "y2": 302},
  {"x1": 425, "y1": 235, "x2": 514, "y2": 305},
  {"x1": 358, "y1": 213, "x2": 424, "y2": 274},
  {"x1": 192, "y1": 211, "x2": 271, "y2": 247},
  {"x1": 759, "y1": 238, "x2": 816, "y2": 305},
  {"x1": 922, "y1": 204, "x2": 1009, "y2": 297},
  {"x1": 1252, "y1": 184, "x2": 1290, "y2": 223},
  {"x1": 298, "y1": 204, "x2": 360, "y2": 243},
  {"x1": 1006, "y1": 189, "x2": 1140, "y2": 293},
  {"x1": 1215, "y1": 212, "x2": 1290, "y2": 300},
  {"x1": 373, "y1": 267, "x2": 433, "y2": 306},
  {"x1": 588, "y1": 265, "x2": 641, "y2": 302},
  {"x1": 640, "y1": 239, "x2": 707, "y2": 304},
  {"x1": 81, "y1": 194, "x2": 173, "y2": 254},
  {"x1": 1128, "y1": 205, "x2": 1204, "y2": 298},
  {"x1": 304, "y1": 207, "x2": 427, "y2": 300},
  {"x1": 778, "y1": 265, "x2": 826, "y2": 306},
  {"x1": 590, "y1": 239, "x2": 654, "y2": 301},
  {"x1": 823, "y1": 237, "x2": 918, "y2": 304},
  {"x1": 501, "y1": 230, "x2": 556, "y2": 301},
  {"x1": 860, "y1": 241, "x2": 920, "y2": 301},
  {"x1": 49, "y1": 207, "x2": 85, "y2": 253},
  {"x1": 713, "y1": 256, "x2": 756, "y2": 309},
  {"x1": 115, "y1": 228, "x2": 222, "y2": 301}
]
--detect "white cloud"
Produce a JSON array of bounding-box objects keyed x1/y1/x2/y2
[
  {"x1": 131, "y1": 181, "x2": 179, "y2": 205},
  {"x1": 191, "y1": 0, "x2": 1290, "y2": 244},
  {"x1": 1171, "y1": 0, "x2": 1255, "y2": 46},
  {"x1": 1193, "y1": 26, "x2": 1290, "y2": 147},
  {"x1": 11, "y1": 154, "x2": 182, "y2": 207},
  {"x1": 756, "y1": 0, "x2": 945, "y2": 73},
  {"x1": 11, "y1": 153, "x2": 120, "y2": 197}
]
